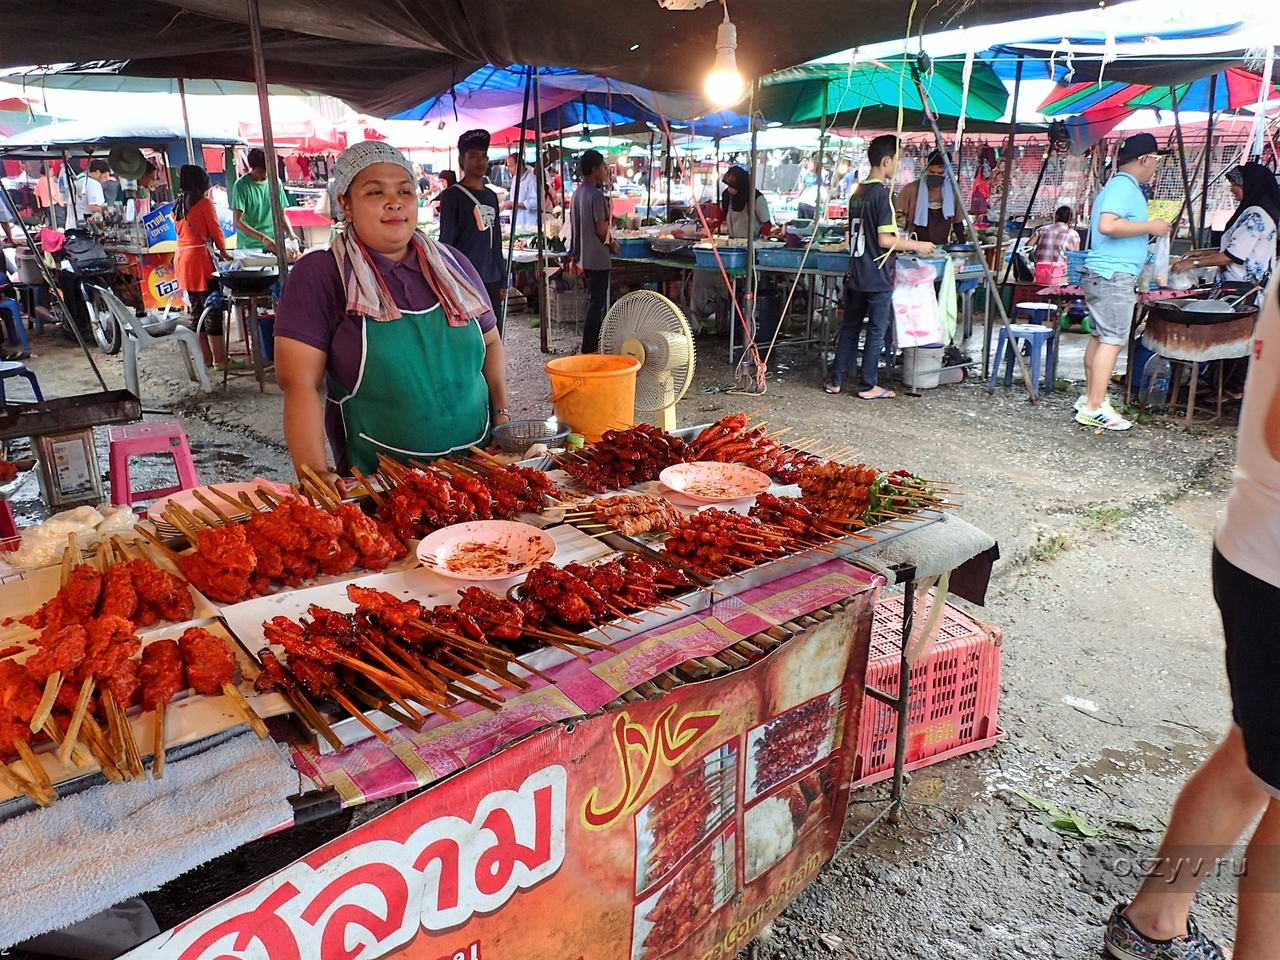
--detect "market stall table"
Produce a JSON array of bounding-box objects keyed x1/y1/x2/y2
[{"x1": 0, "y1": 423, "x2": 994, "y2": 960}]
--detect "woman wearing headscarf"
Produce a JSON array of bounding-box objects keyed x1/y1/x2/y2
[
  {"x1": 1173, "y1": 162, "x2": 1280, "y2": 295},
  {"x1": 719, "y1": 166, "x2": 772, "y2": 239},
  {"x1": 172, "y1": 165, "x2": 231, "y2": 368},
  {"x1": 274, "y1": 142, "x2": 511, "y2": 492}
]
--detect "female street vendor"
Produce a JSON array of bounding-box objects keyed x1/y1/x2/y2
[
  {"x1": 1171, "y1": 162, "x2": 1280, "y2": 298},
  {"x1": 275, "y1": 141, "x2": 511, "y2": 491}
]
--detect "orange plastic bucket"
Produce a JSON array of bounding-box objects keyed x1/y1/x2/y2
[{"x1": 544, "y1": 354, "x2": 642, "y2": 442}]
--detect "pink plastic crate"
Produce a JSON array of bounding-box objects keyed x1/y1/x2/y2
[{"x1": 851, "y1": 594, "x2": 1004, "y2": 786}]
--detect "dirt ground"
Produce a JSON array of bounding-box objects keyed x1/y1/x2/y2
[{"x1": 2, "y1": 311, "x2": 1243, "y2": 958}]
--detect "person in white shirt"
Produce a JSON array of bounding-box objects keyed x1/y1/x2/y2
[
  {"x1": 503, "y1": 153, "x2": 540, "y2": 232},
  {"x1": 71, "y1": 159, "x2": 111, "y2": 226}
]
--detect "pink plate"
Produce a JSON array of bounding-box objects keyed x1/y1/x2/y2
[
  {"x1": 416, "y1": 520, "x2": 557, "y2": 581},
  {"x1": 659, "y1": 462, "x2": 771, "y2": 503},
  {"x1": 148, "y1": 479, "x2": 292, "y2": 535}
]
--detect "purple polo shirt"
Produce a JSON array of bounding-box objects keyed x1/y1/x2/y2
[{"x1": 275, "y1": 244, "x2": 497, "y2": 473}]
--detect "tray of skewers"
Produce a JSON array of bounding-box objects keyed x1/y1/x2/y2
[
  {"x1": 0, "y1": 539, "x2": 285, "y2": 809},
  {"x1": 220, "y1": 525, "x2": 708, "y2": 752}
]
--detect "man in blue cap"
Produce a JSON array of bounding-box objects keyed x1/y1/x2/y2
[{"x1": 1077, "y1": 133, "x2": 1171, "y2": 431}]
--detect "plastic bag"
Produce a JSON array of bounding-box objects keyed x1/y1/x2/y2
[
  {"x1": 893, "y1": 258, "x2": 945, "y2": 348},
  {"x1": 1152, "y1": 234, "x2": 1171, "y2": 288},
  {"x1": 937, "y1": 257, "x2": 957, "y2": 343}
]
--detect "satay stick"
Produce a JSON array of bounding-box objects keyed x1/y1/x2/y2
[
  {"x1": 29, "y1": 672, "x2": 61, "y2": 733},
  {"x1": 299, "y1": 464, "x2": 342, "y2": 510},
  {"x1": 209, "y1": 484, "x2": 256, "y2": 515},
  {"x1": 348, "y1": 688, "x2": 419, "y2": 731},
  {"x1": 254, "y1": 485, "x2": 283, "y2": 509},
  {"x1": 152, "y1": 699, "x2": 167, "y2": 778},
  {"x1": 42, "y1": 716, "x2": 91, "y2": 768},
  {"x1": 191, "y1": 489, "x2": 238, "y2": 526},
  {"x1": 348, "y1": 467, "x2": 385, "y2": 508},
  {"x1": 12, "y1": 738, "x2": 56, "y2": 804},
  {"x1": 59, "y1": 676, "x2": 94, "y2": 766},
  {"x1": 101, "y1": 690, "x2": 129, "y2": 771},
  {"x1": 423, "y1": 658, "x2": 506, "y2": 706},
  {"x1": 190, "y1": 507, "x2": 220, "y2": 530},
  {"x1": 116, "y1": 704, "x2": 145, "y2": 780},
  {"x1": 221, "y1": 683, "x2": 270, "y2": 739},
  {"x1": 0, "y1": 761, "x2": 53, "y2": 807},
  {"x1": 79, "y1": 715, "x2": 126, "y2": 783},
  {"x1": 160, "y1": 509, "x2": 203, "y2": 546},
  {"x1": 60, "y1": 542, "x2": 74, "y2": 586},
  {"x1": 326, "y1": 687, "x2": 393, "y2": 744}
]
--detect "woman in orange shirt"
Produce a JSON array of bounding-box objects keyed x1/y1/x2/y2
[{"x1": 174, "y1": 165, "x2": 231, "y2": 367}]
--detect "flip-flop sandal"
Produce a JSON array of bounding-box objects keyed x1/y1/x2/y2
[
  {"x1": 823, "y1": 383, "x2": 841, "y2": 394},
  {"x1": 858, "y1": 388, "x2": 895, "y2": 400}
]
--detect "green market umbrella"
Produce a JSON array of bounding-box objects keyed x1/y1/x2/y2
[{"x1": 759, "y1": 53, "x2": 1008, "y2": 129}]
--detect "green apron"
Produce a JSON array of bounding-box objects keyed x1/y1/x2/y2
[{"x1": 331, "y1": 303, "x2": 490, "y2": 474}]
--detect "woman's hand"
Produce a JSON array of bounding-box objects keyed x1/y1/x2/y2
[
  {"x1": 1170, "y1": 255, "x2": 1197, "y2": 275},
  {"x1": 311, "y1": 470, "x2": 347, "y2": 498}
]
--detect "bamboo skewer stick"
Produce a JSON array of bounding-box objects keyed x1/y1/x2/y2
[
  {"x1": 348, "y1": 688, "x2": 418, "y2": 730},
  {"x1": 59, "y1": 676, "x2": 95, "y2": 766},
  {"x1": 222, "y1": 683, "x2": 270, "y2": 739},
  {"x1": 191, "y1": 489, "x2": 238, "y2": 526},
  {"x1": 110, "y1": 694, "x2": 145, "y2": 780},
  {"x1": 326, "y1": 687, "x2": 393, "y2": 744},
  {"x1": 79, "y1": 715, "x2": 125, "y2": 783},
  {"x1": 101, "y1": 690, "x2": 128, "y2": 772},
  {"x1": 0, "y1": 761, "x2": 52, "y2": 807},
  {"x1": 42, "y1": 716, "x2": 90, "y2": 768},
  {"x1": 12, "y1": 738, "x2": 56, "y2": 804},
  {"x1": 348, "y1": 467, "x2": 385, "y2": 508},
  {"x1": 210, "y1": 485, "x2": 257, "y2": 515},
  {"x1": 30, "y1": 672, "x2": 61, "y2": 734},
  {"x1": 133, "y1": 525, "x2": 183, "y2": 564},
  {"x1": 152, "y1": 700, "x2": 167, "y2": 778}
]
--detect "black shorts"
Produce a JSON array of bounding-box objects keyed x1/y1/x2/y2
[{"x1": 1215, "y1": 547, "x2": 1280, "y2": 793}]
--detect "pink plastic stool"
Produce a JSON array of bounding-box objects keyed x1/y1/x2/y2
[
  {"x1": 0, "y1": 501, "x2": 19, "y2": 551},
  {"x1": 107, "y1": 420, "x2": 201, "y2": 507}
]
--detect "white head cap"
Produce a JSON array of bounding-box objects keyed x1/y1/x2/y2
[{"x1": 332, "y1": 140, "x2": 416, "y2": 197}]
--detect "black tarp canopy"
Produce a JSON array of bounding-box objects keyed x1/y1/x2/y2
[{"x1": 2, "y1": 0, "x2": 1099, "y2": 117}]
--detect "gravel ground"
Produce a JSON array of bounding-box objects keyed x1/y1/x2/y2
[{"x1": 3, "y1": 314, "x2": 1244, "y2": 957}]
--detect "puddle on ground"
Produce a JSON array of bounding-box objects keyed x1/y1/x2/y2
[{"x1": 1072, "y1": 740, "x2": 1206, "y2": 781}]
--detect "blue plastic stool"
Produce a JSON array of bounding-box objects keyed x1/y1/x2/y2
[
  {"x1": 987, "y1": 324, "x2": 1057, "y2": 399},
  {"x1": 0, "y1": 360, "x2": 42, "y2": 406},
  {"x1": 0, "y1": 299, "x2": 29, "y2": 352},
  {"x1": 1013, "y1": 301, "x2": 1057, "y2": 326}
]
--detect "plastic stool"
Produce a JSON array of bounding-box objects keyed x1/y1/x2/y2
[
  {"x1": 987, "y1": 324, "x2": 1058, "y2": 400},
  {"x1": 0, "y1": 360, "x2": 42, "y2": 406},
  {"x1": 107, "y1": 419, "x2": 201, "y2": 506},
  {"x1": 0, "y1": 298, "x2": 30, "y2": 352},
  {"x1": 1013, "y1": 301, "x2": 1058, "y2": 326}
]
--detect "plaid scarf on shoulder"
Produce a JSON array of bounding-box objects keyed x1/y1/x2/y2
[{"x1": 329, "y1": 226, "x2": 490, "y2": 327}]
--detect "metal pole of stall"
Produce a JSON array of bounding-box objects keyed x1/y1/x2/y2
[
  {"x1": 505, "y1": 66, "x2": 533, "y2": 345},
  {"x1": 1198, "y1": 75, "x2": 1219, "y2": 247},
  {"x1": 813, "y1": 84, "x2": 828, "y2": 221},
  {"x1": 914, "y1": 59, "x2": 1034, "y2": 400},
  {"x1": 177, "y1": 77, "x2": 195, "y2": 166},
  {"x1": 984, "y1": 57, "x2": 1022, "y2": 381},
  {"x1": 745, "y1": 79, "x2": 759, "y2": 340},
  {"x1": 1170, "y1": 86, "x2": 1197, "y2": 243},
  {"x1": 534, "y1": 72, "x2": 548, "y2": 352},
  {"x1": 246, "y1": 0, "x2": 289, "y2": 288},
  {"x1": 647, "y1": 131, "x2": 655, "y2": 220}
]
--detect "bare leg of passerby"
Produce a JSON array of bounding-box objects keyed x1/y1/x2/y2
[
  {"x1": 1083, "y1": 336, "x2": 1096, "y2": 398},
  {"x1": 1234, "y1": 798, "x2": 1280, "y2": 958},
  {"x1": 1086, "y1": 341, "x2": 1124, "y2": 410},
  {"x1": 1123, "y1": 728, "x2": 1268, "y2": 940}
]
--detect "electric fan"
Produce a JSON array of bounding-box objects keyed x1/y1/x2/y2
[{"x1": 598, "y1": 291, "x2": 697, "y2": 431}]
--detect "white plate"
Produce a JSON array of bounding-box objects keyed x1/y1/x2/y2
[
  {"x1": 416, "y1": 520, "x2": 557, "y2": 581},
  {"x1": 658, "y1": 462, "x2": 772, "y2": 503}
]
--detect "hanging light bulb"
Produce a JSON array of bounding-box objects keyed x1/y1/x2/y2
[{"x1": 705, "y1": 2, "x2": 745, "y2": 107}]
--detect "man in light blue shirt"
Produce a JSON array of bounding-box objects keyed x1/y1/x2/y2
[{"x1": 1077, "y1": 133, "x2": 1171, "y2": 431}]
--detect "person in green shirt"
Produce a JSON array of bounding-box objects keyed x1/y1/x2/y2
[{"x1": 230, "y1": 148, "x2": 297, "y2": 252}]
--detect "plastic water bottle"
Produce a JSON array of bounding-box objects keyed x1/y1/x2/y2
[{"x1": 1138, "y1": 354, "x2": 1171, "y2": 406}]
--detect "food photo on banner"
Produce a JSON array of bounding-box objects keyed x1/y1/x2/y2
[{"x1": 121, "y1": 592, "x2": 875, "y2": 960}]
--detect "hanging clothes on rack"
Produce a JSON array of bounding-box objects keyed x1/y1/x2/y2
[{"x1": 970, "y1": 144, "x2": 997, "y2": 217}]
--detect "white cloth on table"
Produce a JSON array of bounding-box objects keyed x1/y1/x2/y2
[{"x1": 0, "y1": 733, "x2": 299, "y2": 949}]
